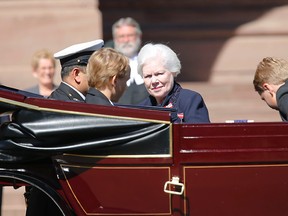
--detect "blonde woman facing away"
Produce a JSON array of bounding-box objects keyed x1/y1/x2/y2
[{"x1": 85, "y1": 47, "x2": 131, "y2": 106}]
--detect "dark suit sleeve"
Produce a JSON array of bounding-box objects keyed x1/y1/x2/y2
[
  {"x1": 178, "y1": 90, "x2": 210, "y2": 123},
  {"x1": 276, "y1": 85, "x2": 288, "y2": 121}
]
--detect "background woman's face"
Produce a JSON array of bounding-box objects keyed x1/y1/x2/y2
[
  {"x1": 142, "y1": 58, "x2": 174, "y2": 104},
  {"x1": 33, "y1": 58, "x2": 55, "y2": 86}
]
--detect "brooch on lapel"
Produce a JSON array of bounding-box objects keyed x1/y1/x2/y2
[{"x1": 164, "y1": 103, "x2": 173, "y2": 108}]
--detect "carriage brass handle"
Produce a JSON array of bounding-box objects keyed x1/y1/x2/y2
[{"x1": 164, "y1": 177, "x2": 184, "y2": 195}]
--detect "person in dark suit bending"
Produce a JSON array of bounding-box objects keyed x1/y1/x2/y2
[
  {"x1": 253, "y1": 57, "x2": 288, "y2": 121},
  {"x1": 85, "y1": 47, "x2": 130, "y2": 105},
  {"x1": 138, "y1": 43, "x2": 210, "y2": 123},
  {"x1": 25, "y1": 39, "x2": 104, "y2": 216},
  {"x1": 49, "y1": 39, "x2": 104, "y2": 102}
]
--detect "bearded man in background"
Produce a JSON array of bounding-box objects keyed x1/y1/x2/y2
[{"x1": 111, "y1": 17, "x2": 148, "y2": 105}]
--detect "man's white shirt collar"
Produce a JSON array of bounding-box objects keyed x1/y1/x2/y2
[{"x1": 126, "y1": 55, "x2": 144, "y2": 86}]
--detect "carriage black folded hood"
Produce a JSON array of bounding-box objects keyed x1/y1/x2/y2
[{"x1": 0, "y1": 85, "x2": 171, "y2": 162}]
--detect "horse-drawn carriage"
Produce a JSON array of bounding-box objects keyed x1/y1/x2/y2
[{"x1": 1, "y1": 85, "x2": 288, "y2": 216}]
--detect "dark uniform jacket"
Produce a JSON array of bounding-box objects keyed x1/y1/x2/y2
[
  {"x1": 48, "y1": 82, "x2": 84, "y2": 102},
  {"x1": 27, "y1": 82, "x2": 83, "y2": 216},
  {"x1": 140, "y1": 82, "x2": 210, "y2": 123},
  {"x1": 276, "y1": 80, "x2": 288, "y2": 121},
  {"x1": 85, "y1": 88, "x2": 113, "y2": 106}
]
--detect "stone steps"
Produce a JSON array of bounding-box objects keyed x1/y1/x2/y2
[
  {"x1": 1, "y1": 187, "x2": 26, "y2": 216},
  {"x1": 180, "y1": 82, "x2": 280, "y2": 123}
]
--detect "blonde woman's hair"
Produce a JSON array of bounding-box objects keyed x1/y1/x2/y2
[
  {"x1": 253, "y1": 57, "x2": 288, "y2": 93},
  {"x1": 87, "y1": 48, "x2": 130, "y2": 89}
]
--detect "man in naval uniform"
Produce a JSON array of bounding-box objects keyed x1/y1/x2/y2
[
  {"x1": 25, "y1": 40, "x2": 104, "y2": 216},
  {"x1": 49, "y1": 39, "x2": 104, "y2": 101}
]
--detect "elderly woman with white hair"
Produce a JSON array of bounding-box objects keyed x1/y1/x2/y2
[{"x1": 138, "y1": 43, "x2": 210, "y2": 123}]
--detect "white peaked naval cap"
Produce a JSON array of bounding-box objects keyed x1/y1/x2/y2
[{"x1": 54, "y1": 39, "x2": 104, "y2": 68}]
